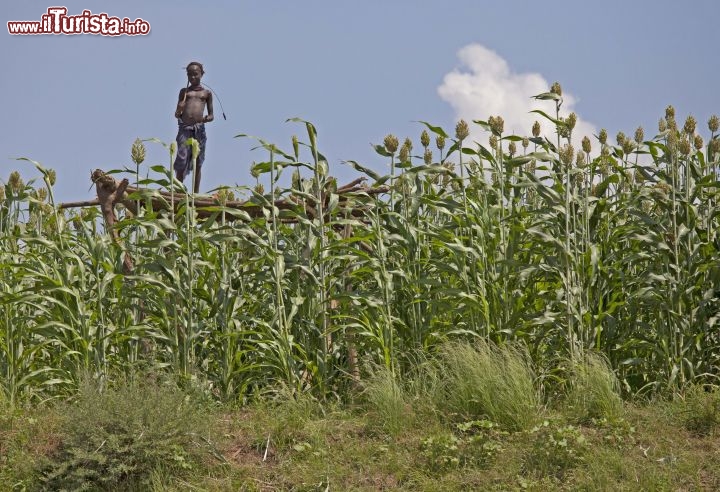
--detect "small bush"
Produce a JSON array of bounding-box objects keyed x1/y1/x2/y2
[
  {"x1": 566, "y1": 352, "x2": 624, "y2": 423},
  {"x1": 421, "y1": 432, "x2": 462, "y2": 474},
  {"x1": 592, "y1": 417, "x2": 636, "y2": 449},
  {"x1": 432, "y1": 340, "x2": 541, "y2": 431},
  {"x1": 421, "y1": 420, "x2": 504, "y2": 475},
  {"x1": 681, "y1": 384, "x2": 720, "y2": 435},
  {"x1": 39, "y1": 374, "x2": 211, "y2": 491},
  {"x1": 523, "y1": 420, "x2": 588, "y2": 479}
]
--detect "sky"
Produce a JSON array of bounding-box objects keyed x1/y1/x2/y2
[{"x1": 3, "y1": 1, "x2": 719, "y2": 204}]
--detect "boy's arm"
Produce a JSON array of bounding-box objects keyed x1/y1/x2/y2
[
  {"x1": 204, "y1": 91, "x2": 214, "y2": 123},
  {"x1": 174, "y1": 88, "x2": 186, "y2": 118}
]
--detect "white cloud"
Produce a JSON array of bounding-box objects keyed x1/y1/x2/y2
[{"x1": 438, "y1": 44, "x2": 596, "y2": 147}]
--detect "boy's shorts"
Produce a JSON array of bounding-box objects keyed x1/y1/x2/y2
[{"x1": 173, "y1": 122, "x2": 206, "y2": 175}]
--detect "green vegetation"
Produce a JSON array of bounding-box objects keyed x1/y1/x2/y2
[
  {"x1": 1, "y1": 364, "x2": 719, "y2": 490},
  {"x1": 1, "y1": 84, "x2": 720, "y2": 487}
]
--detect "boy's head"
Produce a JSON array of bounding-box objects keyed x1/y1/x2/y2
[
  {"x1": 186, "y1": 61, "x2": 204, "y2": 75},
  {"x1": 185, "y1": 61, "x2": 204, "y2": 86}
]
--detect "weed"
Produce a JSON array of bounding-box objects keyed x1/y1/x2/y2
[
  {"x1": 420, "y1": 419, "x2": 504, "y2": 476},
  {"x1": 566, "y1": 352, "x2": 624, "y2": 423},
  {"x1": 39, "y1": 374, "x2": 212, "y2": 491},
  {"x1": 363, "y1": 366, "x2": 413, "y2": 435},
  {"x1": 681, "y1": 384, "x2": 720, "y2": 435},
  {"x1": 523, "y1": 420, "x2": 588, "y2": 479},
  {"x1": 432, "y1": 340, "x2": 541, "y2": 431}
]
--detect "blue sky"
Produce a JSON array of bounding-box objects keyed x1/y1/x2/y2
[{"x1": 3, "y1": 1, "x2": 719, "y2": 203}]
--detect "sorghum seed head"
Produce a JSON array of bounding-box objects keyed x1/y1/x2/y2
[
  {"x1": 292, "y1": 169, "x2": 303, "y2": 190},
  {"x1": 0, "y1": 186, "x2": 5, "y2": 201},
  {"x1": 659, "y1": 118, "x2": 667, "y2": 132},
  {"x1": 527, "y1": 159, "x2": 536, "y2": 174},
  {"x1": 436, "y1": 135, "x2": 446, "y2": 150},
  {"x1": 601, "y1": 147, "x2": 610, "y2": 158},
  {"x1": 399, "y1": 145, "x2": 409, "y2": 163},
  {"x1": 508, "y1": 141, "x2": 517, "y2": 157},
  {"x1": 558, "y1": 118, "x2": 571, "y2": 139},
  {"x1": 423, "y1": 148, "x2": 432, "y2": 165},
  {"x1": 622, "y1": 138, "x2": 636, "y2": 155},
  {"x1": 667, "y1": 131, "x2": 678, "y2": 152},
  {"x1": 131, "y1": 137, "x2": 146, "y2": 165},
  {"x1": 532, "y1": 121, "x2": 541, "y2": 137},
  {"x1": 616, "y1": 131, "x2": 626, "y2": 146},
  {"x1": 420, "y1": 130, "x2": 430, "y2": 148},
  {"x1": 566, "y1": 112, "x2": 577, "y2": 131},
  {"x1": 656, "y1": 181, "x2": 671, "y2": 195},
  {"x1": 634, "y1": 126, "x2": 644, "y2": 144},
  {"x1": 254, "y1": 183, "x2": 265, "y2": 195},
  {"x1": 582, "y1": 136, "x2": 591, "y2": 154},
  {"x1": 576, "y1": 150, "x2": 585, "y2": 166},
  {"x1": 709, "y1": 138, "x2": 720, "y2": 154},
  {"x1": 684, "y1": 115, "x2": 697, "y2": 135},
  {"x1": 522, "y1": 137, "x2": 529, "y2": 149},
  {"x1": 489, "y1": 115, "x2": 504, "y2": 135},
  {"x1": 170, "y1": 141, "x2": 177, "y2": 157},
  {"x1": 665, "y1": 105, "x2": 675, "y2": 120},
  {"x1": 47, "y1": 169, "x2": 56, "y2": 186},
  {"x1": 709, "y1": 115, "x2": 720, "y2": 133},
  {"x1": 599, "y1": 129, "x2": 608, "y2": 145},
  {"x1": 666, "y1": 117, "x2": 677, "y2": 132},
  {"x1": 37, "y1": 187, "x2": 48, "y2": 202},
  {"x1": 550, "y1": 81, "x2": 562, "y2": 96},
  {"x1": 9, "y1": 171, "x2": 22, "y2": 192},
  {"x1": 292, "y1": 135, "x2": 299, "y2": 159},
  {"x1": 679, "y1": 137, "x2": 691, "y2": 156},
  {"x1": 574, "y1": 169, "x2": 584, "y2": 187},
  {"x1": 599, "y1": 159, "x2": 610, "y2": 175},
  {"x1": 189, "y1": 138, "x2": 201, "y2": 160},
  {"x1": 384, "y1": 134, "x2": 399, "y2": 154},
  {"x1": 216, "y1": 188, "x2": 229, "y2": 205},
  {"x1": 694, "y1": 134, "x2": 704, "y2": 151},
  {"x1": 455, "y1": 119, "x2": 470, "y2": 140},
  {"x1": 489, "y1": 135, "x2": 498, "y2": 150},
  {"x1": 403, "y1": 137, "x2": 413, "y2": 152},
  {"x1": 560, "y1": 143, "x2": 575, "y2": 166}
]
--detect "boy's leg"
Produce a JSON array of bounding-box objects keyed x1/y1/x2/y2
[
  {"x1": 173, "y1": 128, "x2": 190, "y2": 183},
  {"x1": 193, "y1": 126, "x2": 207, "y2": 193},
  {"x1": 193, "y1": 167, "x2": 202, "y2": 194}
]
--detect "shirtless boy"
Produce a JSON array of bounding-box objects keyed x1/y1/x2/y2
[{"x1": 174, "y1": 61, "x2": 213, "y2": 193}]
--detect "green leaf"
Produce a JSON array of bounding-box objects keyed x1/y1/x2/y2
[
  {"x1": 530, "y1": 109, "x2": 566, "y2": 127},
  {"x1": 372, "y1": 144, "x2": 392, "y2": 157},
  {"x1": 532, "y1": 91, "x2": 562, "y2": 101},
  {"x1": 416, "y1": 120, "x2": 449, "y2": 139}
]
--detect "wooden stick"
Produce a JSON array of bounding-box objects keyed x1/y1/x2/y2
[{"x1": 58, "y1": 199, "x2": 100, "y2": 209}]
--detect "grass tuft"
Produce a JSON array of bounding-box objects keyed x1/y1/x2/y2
[
  {"x1": 431, "y1": 340, "x2": 542, "y2": 432},
  {"x1": 363, "y1": 366, "x2": 414, "y2": 435},
  {"x1": 566, "y1": 351, "x2": 624, "y2": 423},
  {"x1": 680, "y1": 384, "x2": 720, "y2": 436}
]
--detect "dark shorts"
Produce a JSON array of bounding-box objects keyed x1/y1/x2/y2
[{"x1": 174, "y1": 122, "x2": 207, "y2": 174}]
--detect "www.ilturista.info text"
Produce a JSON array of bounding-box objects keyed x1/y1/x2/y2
[{"x1": 7, "y1": 7, "x2": 150, "y2": 36}]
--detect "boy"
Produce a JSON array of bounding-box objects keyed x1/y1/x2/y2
[{"x1": 174, "y1": 61, "x2": 213, "y2": 193}]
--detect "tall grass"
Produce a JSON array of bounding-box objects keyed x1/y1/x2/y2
[
  {"x1": 430, "y1": 340, "x2": 541, "y2": 431},
  {"x1": 1, "y1": 89, "x2": 720, "y2": 406}
]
